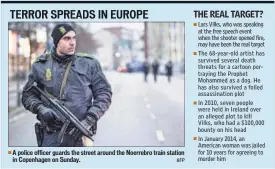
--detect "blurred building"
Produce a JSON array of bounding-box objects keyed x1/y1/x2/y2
[
  {"x1": 74, "y1": 23, "x2": 99, "y2": 54},
  {"x1": 93, "y1": 29, "x2": 118, "y2": 70},
  {"x1": 8, "y1": 22, "x2": 50, "y2": 79},
  {"x1": 131, "y1": 30, "x2": 145, "y2": 62},
  {"x1": 8, "y1": 22, "x2": 100, "y2": 78},
  {"x1": 146, "y1": 22, "x2": 185, "y2": 73},
  {"x1": 93, "y1": 26, "x2": 143, "y2": 70},
  {"x1": 104, "y1": 27, "x2": 134, "y2": 67}
]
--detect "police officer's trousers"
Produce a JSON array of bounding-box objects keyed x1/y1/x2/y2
[{"x1": 42, "y1": 131, "x2": 83, "y2": 147}]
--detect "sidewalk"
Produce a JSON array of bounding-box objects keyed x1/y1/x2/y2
[{"x1": 8, "y1": 80, "x2": 26, "y2": 92}]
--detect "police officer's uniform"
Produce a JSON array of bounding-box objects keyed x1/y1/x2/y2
[{"x1": 21, "y1": 24, "x2": 112, "y2": 147}]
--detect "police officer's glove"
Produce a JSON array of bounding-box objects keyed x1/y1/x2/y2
[
  {"x1": 36, "y1": 104, "x2": 58, "y2": 124},
  {"x1": 68, "y1": 114, "x2": 97, "y2": 138}
]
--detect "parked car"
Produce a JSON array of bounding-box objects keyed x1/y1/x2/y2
[
  {"x1": 126, "y1": 61, "x2": 144, "y2": 73},
  {"x1": 117, "y1": 66, "x2": 128, "y2": 72}
]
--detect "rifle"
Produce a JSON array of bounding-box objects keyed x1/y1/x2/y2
[{"x1": 31, "y1": 82, "x2": 94, "y2": 146}]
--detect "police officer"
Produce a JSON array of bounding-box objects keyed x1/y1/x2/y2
[{"x1": 21, "y1": 23, "x2": 112, "y2": 147}]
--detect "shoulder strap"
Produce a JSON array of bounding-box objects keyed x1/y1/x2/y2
[
  {"x1": 75, "y1": 52, "x2": 95, "y2": 60},
  {"x1": 43, "y1": 60, "x2": 72, "y2": 100},
  {"x1": 59, "y1": 60, "x2": 73, "y2": 99}
]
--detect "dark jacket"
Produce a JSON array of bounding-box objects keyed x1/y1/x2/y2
[
  {"x1": 152, "y1": 61, "x2": 159, "y2": 74},
  {"x1": 143, "y1": 62, "x2": 150, "y2": 74},
  {"x1": 165, "y1": 62, "x2": 173, "y2": 76},
  {"x1": 21, "y1": 48, "x2": 112, "y2": 122}
]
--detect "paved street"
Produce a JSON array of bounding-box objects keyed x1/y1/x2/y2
[{"x1": 8, "y1": 71, "x2": 185, "y2": 147}]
